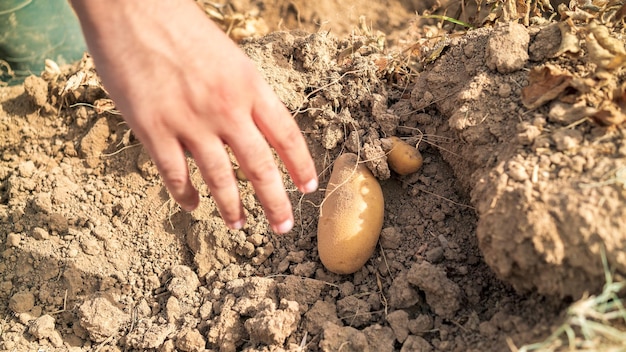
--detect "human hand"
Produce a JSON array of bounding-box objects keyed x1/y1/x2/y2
[{"x1": 70, "y1": 0, "x2": 318, "y2": 233}]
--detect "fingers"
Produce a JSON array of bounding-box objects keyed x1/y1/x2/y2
[
  {"x1": 252, "y1": 88, "x2": 318, "y2": 195},
  {"x1": 188, "y1": 138, "x2": 245, "y2": 230},
  {"x1": 146, "y1": 136, "x2": 200, "y2": 212},
  {"x1": 226, "y1": 129, "x2": 295, "y2": 234}
]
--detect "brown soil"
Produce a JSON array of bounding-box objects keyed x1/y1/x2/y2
[{"x1": 1, "y1": 1, "x2": 626, "y2": 351}]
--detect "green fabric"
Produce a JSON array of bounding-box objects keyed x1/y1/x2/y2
[{"x1": 0, "y1": 0, "x2": 86, "y2": 85}]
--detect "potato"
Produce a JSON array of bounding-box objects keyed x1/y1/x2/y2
[
  {"x1": 317, "y1": 153, "x2": 385, "y2": 274},
  {"x1": 386, "y1": 136, "x2": 423, "y2": 175}
]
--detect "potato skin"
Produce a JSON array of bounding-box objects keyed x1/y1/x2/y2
[
  {"x1": 317, "y1": 153, "x2": 385, "y2": 274},
  {"x1": 387, "y1": 137, "x2": 423, "y2": 175}
]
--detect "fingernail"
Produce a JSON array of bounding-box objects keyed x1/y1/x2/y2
[
  {"x1": 300, "y1": 178, "x2": 318, "y2": 194},
  {"x1": 181, "y1": 203, "x2": 196, "y2": 212},
  {"x1": 228, "y1": 219, "x2": 245, "y2": 230},
  {"x1": 180, "y1": 192, "x2": 200, "y2": 212},
  {"x1": 273, "y1": 218, "x2": 294, "y2": 234}
]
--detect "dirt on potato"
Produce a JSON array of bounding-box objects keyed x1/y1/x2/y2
[{"x1": 1, "y1": 0, "x2": 626, "y2": 351}]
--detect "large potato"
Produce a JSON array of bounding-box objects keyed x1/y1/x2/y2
[{"x1": 317, "y1": 153, "x2": 385, "y2": 274}]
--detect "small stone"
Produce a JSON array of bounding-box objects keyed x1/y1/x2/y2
[
  {"x1": 516, "y1": 122, "x2": 541, "y2": 145},
  {"x1": 336, "y1": 296, "x2": 372, "y2": 327},
  {"x1": 68, "y1": 248, "x2": 79, "y2": 257},
  {"x1": 319, "y1": 322, "x2": 369, "y2": 352},
  {"x1": 23, "y1": 75, "x2": 49, "y2": 107},
  {"x1": 252, "y1": 243, "x2": 274, "y2": 265},
  {"x1": 168, "y1": 265, "x2": 200, "y2": 299},
  {"x1": 507, "y1": 160, "x2": 529, "y2": 182},
  {"x1": 247, "y1": 234, "x2": 264, "y2": 246},
  {"x1": 245, "y1": 299, "x2": 300, "y2": 345},
  {"x1": 363, "y1": 324, "x2": 395, "y2": 352},
  {"x1": 401, "y1": 335, "x2": 433, "y2": 352},
  {"x1": 425, "y1": 247, "x2": 444, "y2": 263},
  {"x1": 9, "y1": 291, "x2": 35, "y2": 313},
  {"x1": 47, "y1": 213, "x2": 69, "y2": 233},
  {"x1": 31, "y1": 227, "x2": 50, "y2": 240},
  {"x1": 339, "y1": 282, "x2": 355, "y2": 297},
  {"x1": 217, "y1": 264, "x2": 241, "y2": 281},
  {"x1": 408, "y1": 314, "x2": 434, "y2": 335},
  {"x1": 79, "y1": 117, "x2": 111, "y2": 168},
  {"x1": 303, "y1": 300, "x2": 342, "y2": 335},
  {"x1": 92, "y1": 225, "x2": 110, "y2": 239},
  {"x1": 18, "y1": 161, "x2": 37, "y2": 178},
  {"x1": 6, "y1": 233, "x2": 21, "y2": 247},
  {"x1": 176, "y1": 328, "x2": 205, "y2": 352},
  {"x1": 486, "y1": 22, "x2": 530, "y2": 73},
  {"x1": 81, "y1": 238, "x2": 101, "y2": 256},
  {"x1": 407, "y1": 261, "x2": 461, "y2": 319},
  {"x1": 166, "y1": 296, "x2": 182, "y2": 323},
  {"x1": 388, "y1": 272, "x2": 420, "y2": 309},
  {"x1": 386, "y1": 310, "x2": 410, "y2": 342},
  {"x1": 548, "y1": 101, "x2": 596, "y2": 125},
  {"x1": 552, "y1": 129, "x2": 583, "y2": 152},
  {"x1": 479, "y1": 320, "x2": 499, "y2": 336},
  {"x1": 199, "y1": 301, "x2": 213, "y2": 320},
  {"x1": 380, "y1": 227, "x2": 402, "y2": 249},
  {"x1": 0, "y1": 281, "x2": 13, "y2": 295},
  {"x1": 79, "y1": 295, "x2": 130, "y2": 342},
  {"x1": 29, "y1": 314, "x2": 63, "y2": 347},
  {"x1": 292, "y1": 262, "x2": 316, "y2": 277},
  {"x1": 497, "y1": 83, "x2": 512, "y2": 98}
]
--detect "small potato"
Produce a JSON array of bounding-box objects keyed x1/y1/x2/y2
[
  {"x1": 386, "y1": 137, "x2": 423, "y2": 175},
  {"x1": 317, "y1": 153, "x2": 385, "y2": 274}
]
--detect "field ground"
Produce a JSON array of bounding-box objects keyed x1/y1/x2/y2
[{"x1": 1, "y1": 0, "x2": 625, "y2": 351}]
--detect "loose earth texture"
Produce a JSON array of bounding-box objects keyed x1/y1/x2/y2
[{"x1": 1, "y1": 0, "x2": 626, "y2": 351}]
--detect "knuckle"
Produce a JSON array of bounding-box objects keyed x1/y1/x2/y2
[
  {"x1": 264, "y1": 197, "x2": 292, "y2": 222},
  {"x1": 161, "y1": 170, "x2": 189, "y2": 195},
  {"x1": 244, "y1": 158, "x2": 278, "y2": 185},
  {"x1": 273, "y1": 125, "x2": 302, "y2": 152},
  {"x1": 204, "y1": 163, "x2": 236, "y2": 190},
  {"x1": 218, "y1": 203, "x2": 241, "y2": 222}
]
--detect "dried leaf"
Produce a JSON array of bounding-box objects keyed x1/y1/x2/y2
[
  {"x1": 93, "y1": 99, "x2": 117, "y2": 114},
  {"x1": 593, "y1": 102, "x2": 626, "y2": 125},
  {"x1": 554, "y1": 21, "x2": 581, "y2": 57},
  {"x1": 584, "y1": 21, "x2": 626, "y2": 71},
  {"x1": 588, "y1": 21, "x2": 626, "y2": 55},
  {"x1": 615, "y1": 1, "x2": 626, "y2": 21},
  {"x1": 558, "y1": 3, "x2": 596, "y2": 20},
  {"x1": 592, "y1": 83, "x2": 626, "y2": 126},
  {"x1": 521, "y1": 65, "x2": 575, "y2": 109},
  {"x1": 586, "y1": 33, "x2": 616, "y2": 69}
]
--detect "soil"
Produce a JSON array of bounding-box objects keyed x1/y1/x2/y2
[{"x1": 1, "y1": 0, "x2": 626, "y2": 351}]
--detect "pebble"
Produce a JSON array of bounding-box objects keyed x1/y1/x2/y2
[
  {"x1": 380, "y1": 227, "x2": 402, "y2": 249},
  {"x1": 401, "y1": 335, "x2": 433, "y2": 352},
  {"x1": 408, "y1": 314, "x2": 434, "y2": 335},
  {"x1": 507, "y1": 160, "x2": 529, "y2": 182},
  {"x1": 552, "y1": 129, "x2": 583, "y2": 151},
  {"x1": 6, "y1": 233, "x2": 21, "y2": 247},
  {"x1": 31, "y1": 227, "x2": 50, "y2": 240},
  {"x1": 81, "y1": 238, "x2": 101, "y2": 256},
  {"x1": 29, "y1": 314, "x2": 63, "y2": 347},
  {"x1": 9, "y1": 291, "x2": 35, "y2": 313},
  {"x1": 176, "y1": 329, "x2": 206, "y2": 352},
  {"x1": 17, "y1": 161, "x2": 36, "y2": 178},
  {"x1": 386, "y1": 310, "x2": 410, "y2": 342}
]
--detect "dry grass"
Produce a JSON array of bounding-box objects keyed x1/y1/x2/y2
[{"x1": 511, "y1": 247, "x2": 626, "y2": 352}]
